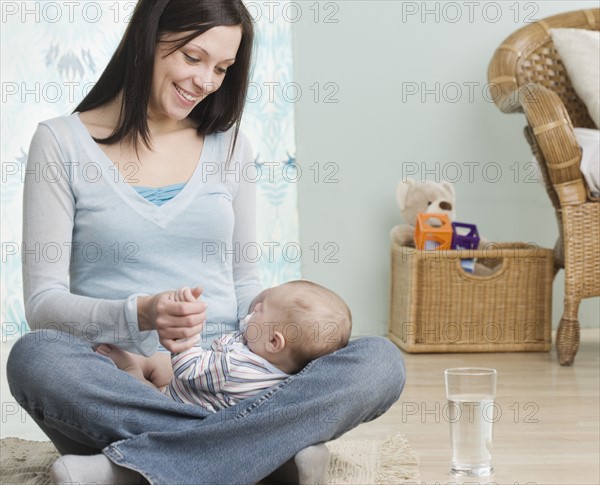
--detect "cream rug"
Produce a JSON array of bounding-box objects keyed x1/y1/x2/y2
[
  {"x1": 326, "y1": 433, "x2": 420, "y2": 484},
  {"x1": 1, "y1": 433, "x2": 419, "y2": 484}
]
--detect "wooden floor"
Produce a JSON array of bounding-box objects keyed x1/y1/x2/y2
[
  {"x1": 2, "y1": 330, "x2": 599, "y2": 484},
  {"x1": 343, "y1": 328, "x2": 600, "y2": 485}
]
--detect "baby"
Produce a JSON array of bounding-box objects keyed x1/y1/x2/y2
[{"x1": 97, "y1": 280, "x2": 352, "y2": 412}]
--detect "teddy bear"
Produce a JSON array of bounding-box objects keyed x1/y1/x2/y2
[
  {"x1": 390, "y1": 178, "x2": 497, "y2": 275},
  {"x1": 390, "y1": 179, "x2": 456, "y2": 247}
]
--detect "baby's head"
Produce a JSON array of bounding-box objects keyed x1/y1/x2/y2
[{"x1": 244, "y1": 280, "x2": 352, "y2": 374}]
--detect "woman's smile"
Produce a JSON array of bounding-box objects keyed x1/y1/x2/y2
[{"x1": 173, "y1": 83, "x2": 199, "y2": 105}]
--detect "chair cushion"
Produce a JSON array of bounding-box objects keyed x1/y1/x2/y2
[
  {"x1": 574, "y1": 127, "x2": 600, "y2": 197},
  {"x1": 550, "y1": 28, "x2": 600, "y2": 129}
]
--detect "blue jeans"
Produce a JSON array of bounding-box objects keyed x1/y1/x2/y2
[{"x1": 7, "y1": 329, "x2": 405, "y2": 484}]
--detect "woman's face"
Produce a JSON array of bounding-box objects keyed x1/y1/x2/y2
[{"x1": 149, "y1": 25, "x2": 242, "y2": 123}]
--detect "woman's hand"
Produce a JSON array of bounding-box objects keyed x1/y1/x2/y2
[{"x1": 137, "y1": 287, "x2": 206, "y2": 353}]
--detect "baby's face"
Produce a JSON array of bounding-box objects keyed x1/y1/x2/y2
[{"x1": 244, "y1": 287, "x2": 286, "y2": 354}]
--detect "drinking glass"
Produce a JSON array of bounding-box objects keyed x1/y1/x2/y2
[{"x1": 445, "y1": 367, "x2": 497, "y2": 477}]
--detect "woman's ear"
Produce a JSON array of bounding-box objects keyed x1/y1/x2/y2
[{"x1": 266, "y1": 331, "x2": 286, "y2": 353}]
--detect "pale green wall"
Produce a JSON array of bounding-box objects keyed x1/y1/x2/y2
[{"x1": 292, "y1": 0, "x2": 600, "y2": 336}]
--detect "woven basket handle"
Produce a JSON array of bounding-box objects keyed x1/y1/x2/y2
[{"x1": 454, "y1": 257, "x2": 509, "y2": 281}]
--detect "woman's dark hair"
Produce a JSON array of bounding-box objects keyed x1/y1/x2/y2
[{"x1": 74, "y1": 0, "x2": 254, "y2": 157}]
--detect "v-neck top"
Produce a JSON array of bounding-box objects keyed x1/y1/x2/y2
[{"x1": 21, "y1": 113, "x2": 262, "y2": 355}]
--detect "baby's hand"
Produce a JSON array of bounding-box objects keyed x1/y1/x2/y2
[
  {"x1": 170, "y1": 286, "x2": 202, "y2": 303},
  {"x1": 168, "y1": 287, "x2": 204, "y2": 347}
]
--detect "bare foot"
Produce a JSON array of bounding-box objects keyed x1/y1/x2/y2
[
  {"x1": 95, "y1": 344, "x2": 150, "y2": 385},
  {"x1": 96, "y1": 344, "x2": 137, "y2": 372}
]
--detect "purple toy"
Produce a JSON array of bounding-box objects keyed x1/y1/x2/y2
[{"x1": 451, "y1": 222, "x2": 480, "y2": 250}]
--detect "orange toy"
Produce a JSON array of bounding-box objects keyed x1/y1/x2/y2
[{"x1": 414, "y1": 213, "x2": 453, "y2": 250}]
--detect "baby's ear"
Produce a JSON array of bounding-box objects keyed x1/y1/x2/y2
[{"x1": 266, "y1": 331, "x2": 286, "y2": 353}]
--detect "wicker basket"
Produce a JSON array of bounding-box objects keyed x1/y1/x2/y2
[{"x1": 389, "y1": 241, "x2": 554, "y2": 353}]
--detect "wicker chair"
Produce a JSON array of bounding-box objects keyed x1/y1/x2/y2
[{"x1": 488, "y1": 9, "x2": 600, "y2": 365}]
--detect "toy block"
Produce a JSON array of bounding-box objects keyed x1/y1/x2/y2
[
  {"x1": 451, "y1": 222, "x2": 480, "y2": 250},
  {"x1": 414, "y1": 213, "x2": 453, "y2": 250}
]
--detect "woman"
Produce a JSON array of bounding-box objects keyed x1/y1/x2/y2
[{"x1": 7, "y1": 0, "x2": 406, "y2": 483}]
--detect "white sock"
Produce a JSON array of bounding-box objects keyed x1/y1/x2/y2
[
  {"x1": 294, "y1": 444, "x2": 330, "y2": 484},
  {"x1": 50, "y1": 453, "x2": 141, "y2": 485},
  {"x1": 266, "y1": 443, "x2": 330, "y2": 484}
]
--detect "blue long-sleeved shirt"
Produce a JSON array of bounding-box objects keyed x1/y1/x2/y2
[{"x1": 22, "y1": 113, "x2": 262, "y2": 355}]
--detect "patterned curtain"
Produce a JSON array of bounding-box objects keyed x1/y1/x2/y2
[{"x1": 0, "y1": 1, "x2": 300, "y2": 339}]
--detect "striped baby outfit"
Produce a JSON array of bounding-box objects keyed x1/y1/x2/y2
[{"x1": 162, "y1": 332, "x2": 290, "y2": 412}]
